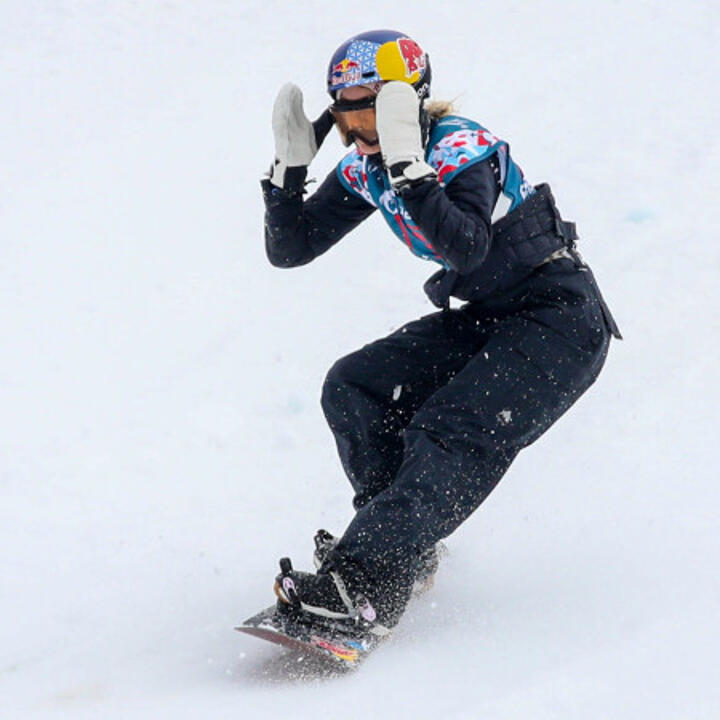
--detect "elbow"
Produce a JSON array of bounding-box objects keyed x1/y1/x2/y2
[
  {"x1": 266, "y1": 247, "x2": 307, "y2": 268},
  {"x1": 265, "y1": 238, "x2": 311, "y2": 268},
  {"x1": 451, "y1": 254, "x2": 485, "y2": 275},
  {"x1": 264, "y1": 223, "x2": 310, "y2": 268},
  {"x1": 266, "y1": 253, "x2": 293, "y2": 269},
  {"x1": 265, "y1": 240, "x2": 290, "y2": 268},
  {"x1": 448, "y1": 230, "x2": 490, "y2": 274}
]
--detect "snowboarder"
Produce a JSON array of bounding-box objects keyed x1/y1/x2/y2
[{"x1": 261, "y1": 29, "x2": 621, "y2": 639}]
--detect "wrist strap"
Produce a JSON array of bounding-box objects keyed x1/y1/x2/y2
[{"x1": 389, "y1": 159, "x2": 436, "y2": 191}]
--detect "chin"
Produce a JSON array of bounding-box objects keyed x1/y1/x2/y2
[{"x1": 356, "y1": 140, "x2": 381, "y2": 156}]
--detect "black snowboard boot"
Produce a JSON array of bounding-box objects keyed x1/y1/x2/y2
[
  {"x1": 274, "y1": 558, "x2": 391, "y2": 637},
  {"x1": 312, "y1": 529, "x2": 444, "y2": 597},
  {"x1": 412, "y1": 543, "x2": 446, "y2": 595}
]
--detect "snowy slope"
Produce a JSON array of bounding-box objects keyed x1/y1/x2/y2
[{"x1": 2, "y1": 1, "x2": 719, "y2": 718}]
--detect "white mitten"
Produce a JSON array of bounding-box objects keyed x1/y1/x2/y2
[
  {"x1": 376, "y1": 82, "x2": 436, "y2": 190},
  {"x1": 270, "y1": 83, "x2": 319, "y2": 189}
]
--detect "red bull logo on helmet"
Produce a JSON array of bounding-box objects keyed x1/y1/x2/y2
[
  {"x1": 376, "y1": 37, "x2": 427, "y2": 85},
  {"x1": 397, "y1": 38, "x2": 426, "y2": 77},
  {"x1": 331, "y1": 58, "x2": 362, "y2": 87}
]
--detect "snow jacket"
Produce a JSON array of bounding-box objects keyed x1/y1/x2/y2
[{"x1": 262, "y1": 115, "x2": 595, "y2": 310}]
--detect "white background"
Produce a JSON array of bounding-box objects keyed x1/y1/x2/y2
[{"x1": 2, "y1": 1, "x2": 719, "y2": 718}]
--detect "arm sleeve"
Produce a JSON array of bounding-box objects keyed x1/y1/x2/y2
[
  {"x1": 400, "y1": 156, "x2": 501, "y2": 274},
  {"x1": 262, "y1": 167, "x2": 376, "y2": 268}
]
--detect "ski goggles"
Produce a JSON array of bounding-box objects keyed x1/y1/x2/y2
[{"x1": 330, "y1": 96, "x2": 378, "y2": 147}]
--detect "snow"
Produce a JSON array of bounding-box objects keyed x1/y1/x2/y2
[{"x1": 2, "y1": 1, "x2": 719, "y2": 718}]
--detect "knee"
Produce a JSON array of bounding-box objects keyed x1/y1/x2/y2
[{"x1": 321, "y1": 351, "x2": 366, "y2": 419}]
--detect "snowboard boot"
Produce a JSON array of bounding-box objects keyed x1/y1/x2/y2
[
  {"x1": 312, "y1": 528, "x2": 444, "y2": 597},
  {"x1": 274, "y1": 557, "x2": 391, "y2": 637},
  {"x1": 411, "y1": 542, "x2": 447, "y2": 596}
]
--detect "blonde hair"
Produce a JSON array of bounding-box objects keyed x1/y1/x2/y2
[{"x1": 424, "y1": 99, "x2": 457, "y2": 119}]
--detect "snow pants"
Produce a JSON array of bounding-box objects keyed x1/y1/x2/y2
[{"x1": 320, "y1": 258, "x2": 615, "y2": 624}]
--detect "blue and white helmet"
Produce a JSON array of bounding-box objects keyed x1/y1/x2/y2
[{"x1": 326, "y1": 29, "x2": 431, "y2": 101}]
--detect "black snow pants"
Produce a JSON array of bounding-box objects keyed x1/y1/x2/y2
[{"x1": 319, "y1": 257, "x2": 616, "y2": 624}]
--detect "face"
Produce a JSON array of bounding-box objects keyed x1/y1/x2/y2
[{"x1": 332, "y1": 85, "x2": 381, "y2": 156}]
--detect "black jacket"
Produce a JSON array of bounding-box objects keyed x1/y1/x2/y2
[{"x1": 263, "y1": 154, "x2": 582, "y2": 309}]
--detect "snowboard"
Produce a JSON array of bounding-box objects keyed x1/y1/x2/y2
[{"x1": 235, "y1": 604, "x2": 381, "y2": 668}]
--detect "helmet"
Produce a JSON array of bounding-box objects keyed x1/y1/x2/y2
[{"x1": 327, "y1": 30, "x2": 431, "y2": 101}]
